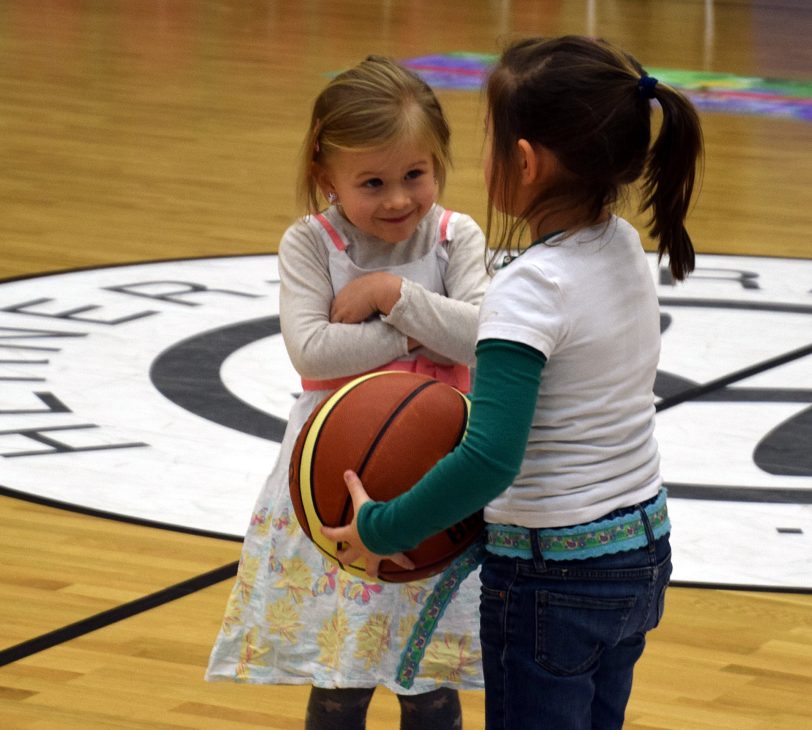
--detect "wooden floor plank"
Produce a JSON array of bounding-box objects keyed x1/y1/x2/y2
[{"x1": 1, "y1": 577, "x2": 811, "y2": 729}]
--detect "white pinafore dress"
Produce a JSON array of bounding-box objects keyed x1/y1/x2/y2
[{"x1": 205, "y1": 210, "x2": 484, "y2": 693}]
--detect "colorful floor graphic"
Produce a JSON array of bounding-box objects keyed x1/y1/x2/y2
[{"x1": 402, "y1": 53, "x2": 812, "y2": 122}]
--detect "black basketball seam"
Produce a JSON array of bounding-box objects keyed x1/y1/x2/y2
[
  {"x1": 338, "y1": 379, "x2": 438, "y2": 529},
  {"x1": 384, "y1": 390, "x2": 475, "y2": 578}
]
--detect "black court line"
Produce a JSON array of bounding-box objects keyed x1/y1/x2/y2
[
  {"x1": 0, "y1": 561, "x2": 239, "y2": 667},
  {"x1": 659, "y1": 296, "x2": 812, "y2": 316},
  {"x1": 0, "y1": 253, "x2": 273, "y2": 285},
  {"x1": 665, "y1": 482, "x2": 812, "y2": 503},
  {"x1": 670, "y1": 580, "x2": 812, "y2": 595},
  {"x1": 0, "y1": 548, "x2": 808, "y2": 670},
  {"x1": 655, "y1": 342, "x2": 812, "y2": 412},
  {"x1": 0, "y1": 484, "x2": 244, "y2": 542},
  {"x1": 0, "y1": 476, "x2": 810, "y2": 668}
]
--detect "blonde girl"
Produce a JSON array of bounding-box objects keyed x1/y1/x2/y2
[{"x1": 206, "y1": 56, "x2": 489, "y2": 729}]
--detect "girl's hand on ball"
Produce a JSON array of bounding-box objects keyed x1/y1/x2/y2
[{"x1": 321, "y1": 470, "x2": 415, "y2": 578}]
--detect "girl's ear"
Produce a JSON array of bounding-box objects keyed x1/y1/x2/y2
[
  {"x1": 516, "y1": 139, "x2": 539, "y2": 186},
  {"x1": 517, "y1": 139, "x2": 559, "y2": 188},
  {"x1": 313, "y1": 162, "x2": 334, "y2": 199}
]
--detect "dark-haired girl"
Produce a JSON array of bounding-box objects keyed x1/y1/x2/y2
[{"x1": 326, "y1": 35, "x2": 704, "y2": 730}]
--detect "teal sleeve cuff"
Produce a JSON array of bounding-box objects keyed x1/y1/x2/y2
[{"x1": 357, "y1": 338, "x2": 546, "y2": 555}]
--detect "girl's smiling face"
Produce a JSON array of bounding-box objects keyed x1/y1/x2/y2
[{"x1": 318, "y1": 139, "x2": 439, "y2": 244}]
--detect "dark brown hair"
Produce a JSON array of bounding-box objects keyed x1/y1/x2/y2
[
  {"x1": 298, "y1": 55, "x2": 452, "y2": 213},
  {"x1": 486, "y1": 36, "x2": 703, "y2": 280}
]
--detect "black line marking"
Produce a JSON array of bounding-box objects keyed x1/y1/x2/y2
[
  {"x1": 656, "y1": 343, "x2": 812, "y2": 412},
  {"x1": 0, "y1": 484, "x2": 244, "y2": 541},
  {"x1": 0, "y1": 253, "x2": 275, "y2": 285},
  {"x1": 670, "y1": 580, "x2": 812, "y2": 595},
  {"x1": 659, "y1": 297, "x2": 812, "y2": 316},
  {"x1": 696, "y1": 387, "x2": 812, "y2": 403},
  {"x1": 665, "y1": 483, "x2": 812, "y2": 503},
  {"x1": 0, "y1": 561, "x2": 239, "y2": 667}
]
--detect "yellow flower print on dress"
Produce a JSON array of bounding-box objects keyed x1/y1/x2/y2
[
  {"x1": 220, "y1": 593, "x2": 244, "y2": 636},
  {"x1": 274, "y1": 556, "x2": 314, "y2": 604},
  {"x1": 398, "y1": 615, "x2": 418, "y2": 645},
  {"x1": 266, "y1": 596, "x2": 302, "y2": 644},
  {"x1": 354, "y1": 613, "x2": 392, "y2": 669},
  {"x1": 401, "y1": 582, "x2": 428, "y2": 605},
  {"x1": 236, "y1": 626, "x2": 269, "y2": 680},
  {"x1": 317, "y1": 608, "x2": 349, "y2": 668},
  {"x1": 420, "y1": 633, "x2": 481, "y2": 683},
  {"x1": 220, "y1": 552, "x2": 260, "y2": 635},
  {"x1": 233, "y1": 553, "x2": 260, "y2": 606}
]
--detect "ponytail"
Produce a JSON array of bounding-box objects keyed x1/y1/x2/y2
[{"x1": 640, "y1": 83, "x2": 703, "y2": 281}]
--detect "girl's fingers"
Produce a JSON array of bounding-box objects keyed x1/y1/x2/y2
[
  {"x1": 388, "y1": 552, "x2": 416, "y2": 570},
  {"x1": 320, "y1": 524, "x2": 348, "y2": 541},
  {"x1": 343, "y1": 470, "x2": 369, "y2": 502}
]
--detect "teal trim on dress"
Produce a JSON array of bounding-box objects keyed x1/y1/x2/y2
[{"x1": 395, "y1": 541, "x2": 486, "y2": 689}]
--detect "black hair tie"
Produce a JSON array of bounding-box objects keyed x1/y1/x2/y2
[{"x1": 637, "y1": 74, "x2": 659, "y2": 100}]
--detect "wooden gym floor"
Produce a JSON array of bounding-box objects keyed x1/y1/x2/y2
[{"x1": 1, "y1": 1, "x2": 811, "y2": 728}]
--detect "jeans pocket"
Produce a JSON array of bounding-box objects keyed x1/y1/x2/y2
[
  {"x1": 535, "y1": 591, "x2": 637, "y2": 676},
  {"x1": 648, "y1": 553, "x2": 673, "y2": 631}
]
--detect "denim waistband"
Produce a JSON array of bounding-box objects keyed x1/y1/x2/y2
[
  {"x1": 396, "y1": 491, "x2": 670, "y2": 690},
  {"x1": 485, "y1": 489, "x2": 670, "y2": 562}
]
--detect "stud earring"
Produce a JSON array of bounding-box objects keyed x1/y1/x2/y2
[{"x1": 327, "y1": 191, "x2": 338, "y2": 205}]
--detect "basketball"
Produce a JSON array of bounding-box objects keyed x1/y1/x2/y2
[{"x1": 289, "y1": 371, "x2": 484, "y2": 582}]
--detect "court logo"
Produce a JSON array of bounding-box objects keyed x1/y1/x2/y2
[
  {"x1": 0, "y1": 253, "x2": 810, "y2": 588},
  {"x1": 0, "y1": 256, "x2": 298, "y2": 537}
]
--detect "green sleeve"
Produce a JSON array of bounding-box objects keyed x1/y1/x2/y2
[{"x1": 356, "y1": 338, "x2": 546, "y2": 555}]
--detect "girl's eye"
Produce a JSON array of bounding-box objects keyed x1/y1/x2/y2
[
  {"x1": 362, "y1": 178, "x2": 383, "y2": 189},
  {"x1": 405, "y1": 169, "x2": 425, "y2": 181}
]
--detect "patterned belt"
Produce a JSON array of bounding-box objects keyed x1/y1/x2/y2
[
  {"x1": 395, "y1": 490, "x2": 670, "y2": 688},
  {"x1": 486, "y1": 489, "x2": 670, "y2": 561}
]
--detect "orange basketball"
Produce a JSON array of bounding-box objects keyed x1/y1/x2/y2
[{"x1": 289, "y1": 371, "x2": 483, "y2": 582}]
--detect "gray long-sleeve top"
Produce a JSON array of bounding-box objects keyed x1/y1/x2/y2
[{"x1": 278, "y1": 205, "x2": 490, "y2": 381}]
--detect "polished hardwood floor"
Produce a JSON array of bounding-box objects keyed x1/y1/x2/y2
[{"x1": 1, "y1": 1, "x2": 811, "y2": 727}]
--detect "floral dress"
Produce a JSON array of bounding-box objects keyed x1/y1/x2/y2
[{"x1": 205, "y1": 207, "x2": 485, "y2": 693}]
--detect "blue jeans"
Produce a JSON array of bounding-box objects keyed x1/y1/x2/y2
[{"x1": 479, "y1": 508, "x2": 672, "y2": 730}]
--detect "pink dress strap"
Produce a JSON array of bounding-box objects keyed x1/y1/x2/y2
[
  {"x1": 313, "y1": 213, "x2": 347, "y2": 251},
  {"x1": 438, "y1": 208, "x2": 454, "y2": 243}
]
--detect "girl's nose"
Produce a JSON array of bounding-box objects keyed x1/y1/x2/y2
[{"x1": 384, "y1": 187, "x2": 409, "y2": 210}]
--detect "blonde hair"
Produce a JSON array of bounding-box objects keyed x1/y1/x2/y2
[{"x1": 297, "y1": 55, "x2": 452, "y2": 213}]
